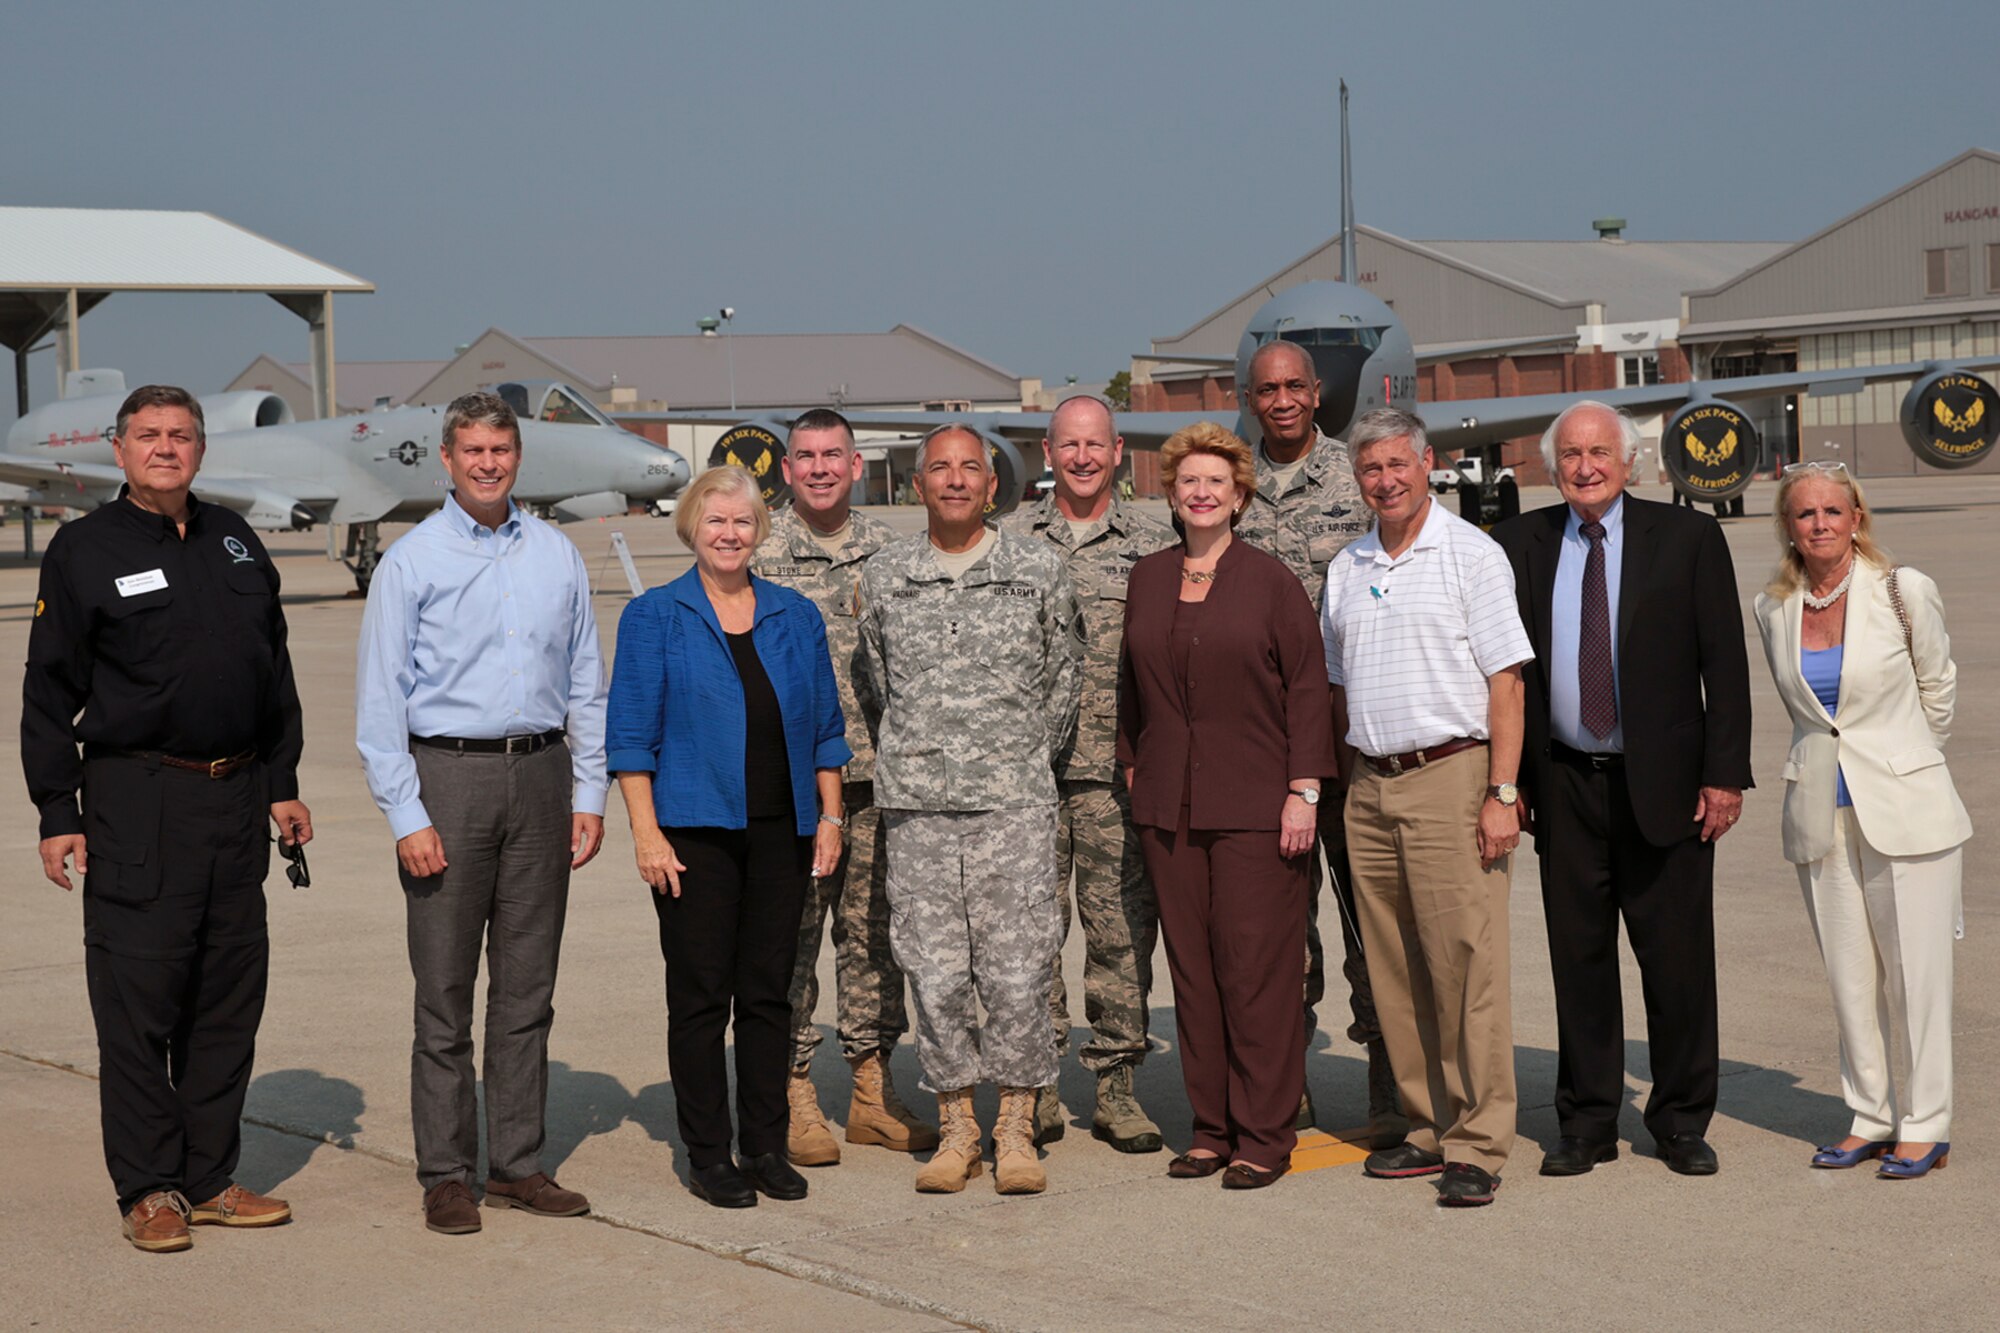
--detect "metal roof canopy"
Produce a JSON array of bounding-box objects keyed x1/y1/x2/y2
[{"x1": 0, "y1": 207, "x2": 372, "y2": 418}]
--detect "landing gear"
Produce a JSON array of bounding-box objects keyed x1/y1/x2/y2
[{"x1": 342, "y1": 521, "x2": 382, "y2": 595}]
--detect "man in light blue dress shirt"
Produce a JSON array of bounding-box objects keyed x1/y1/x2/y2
[
  {"x1": 356, "y1": 391, "x2": 608, "y2": 1235},
  {"x1": 1547, "y1": 488, "x2": 1625, "y2": 756}
]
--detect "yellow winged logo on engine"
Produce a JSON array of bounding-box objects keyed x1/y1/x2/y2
[
  {"x1": 1685, "y1": 428, "x2": 1737, "y2": 467},
  {"x1": 1935, "y1": 396, "x2": 1986, "y2": 435},
  {"x1": 729, "y1": 447, "x2": 773, "y2": 477}
]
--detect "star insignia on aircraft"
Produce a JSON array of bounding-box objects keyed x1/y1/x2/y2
[
  {"x1": 1685, "y1": 429, "x2": 1737, "y2": 467},
  {"x1": 391, "y1": 440, "x2": 428, "y2": 466},
  {"x1": 1935, "y1": 396, "x2": 1986, "y2": 435}
]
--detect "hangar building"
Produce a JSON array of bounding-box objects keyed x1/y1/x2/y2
[{"x1": 1131, "y1": 149, "x2": 2000, "y2": 483}]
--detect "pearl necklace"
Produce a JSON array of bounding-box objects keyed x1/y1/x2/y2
[{"x1": 1802, "y1": 561, "x2": 1855, "y2": 611}]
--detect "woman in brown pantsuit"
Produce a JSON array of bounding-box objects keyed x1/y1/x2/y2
[{"x1": 1117, "y1": 424, "x2": 1337, "y2": 1188}]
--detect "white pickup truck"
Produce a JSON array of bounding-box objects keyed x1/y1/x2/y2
[{"x1": 1430, "y1": 455, "x2": 1515, "y2": 493}]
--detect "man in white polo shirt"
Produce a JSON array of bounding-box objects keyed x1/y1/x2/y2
[{"x1": 1321, "y1": 407, "x2": 1532, "y2": 1209}]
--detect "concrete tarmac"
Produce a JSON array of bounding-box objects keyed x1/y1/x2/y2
[{"x1": 2, "y1": 475, "x2": 1995, "y2": 1330}]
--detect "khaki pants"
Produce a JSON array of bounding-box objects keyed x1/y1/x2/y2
[{"x1": 1345, "y1": 746, "x2": 1515, "y2": 1174}]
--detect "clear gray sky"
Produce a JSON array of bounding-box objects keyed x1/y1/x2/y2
[{"x1": 6, "y1": 0, "x2": 1994, "y2": 425}]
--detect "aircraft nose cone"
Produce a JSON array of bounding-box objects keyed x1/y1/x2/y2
[{"x1": 622, "y1": 444, "x2": 691, "y2": 499}]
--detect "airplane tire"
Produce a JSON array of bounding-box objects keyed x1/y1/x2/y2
[
  {"x1": 1457, "y1": 481, "x2": 1482, "y2": 523},
  {"x1": 1497, "y1": 477, "x2": 1521, "y2": 521}
]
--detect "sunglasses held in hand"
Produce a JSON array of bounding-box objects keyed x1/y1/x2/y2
[{"x1": 274, "y1": 834, "x2": 310, "y2": 889}]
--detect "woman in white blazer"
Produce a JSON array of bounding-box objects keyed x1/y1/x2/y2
[{"x1": 1753, "y1": 463, "x2": 1970, "y2": 1180}]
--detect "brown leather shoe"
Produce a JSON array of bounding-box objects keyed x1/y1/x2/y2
[
  {"x1": 122, "y1": 1191, "x2": 193, "y2": 1252},
  {"x1": 423, "y1": 1180, "x2": 482, "y2": 1234},
  {"x1": 483, "y1": 1172, "x2": 589, "y2": 1218},
  {"x1": 189, "y1": 1183, "x2": 292, "y2": 1227}
]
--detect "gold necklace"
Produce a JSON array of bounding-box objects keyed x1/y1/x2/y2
[{"x1": 1181, "y1": 568, "x2": 1217, "y2": 584}]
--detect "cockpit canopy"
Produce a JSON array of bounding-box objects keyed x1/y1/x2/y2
[{"x1": 495, "y1": 381, "x2": 614, "y2": 429}]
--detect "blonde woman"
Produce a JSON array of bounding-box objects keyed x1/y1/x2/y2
[{"x1": 1753, "y1": 463, "x2": 1970, "y2": 1179}]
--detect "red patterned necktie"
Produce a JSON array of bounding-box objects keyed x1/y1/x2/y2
[{"x1": 1579, "y1": 521, "x2": 1616, "y2": 740}]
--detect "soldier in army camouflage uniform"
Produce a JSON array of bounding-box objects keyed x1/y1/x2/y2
[
  {"x1": 1234, "y1": 340, "x2": 1404, "y2": 1145},
  {"x1": 856, "y1": 425, "x2": 1083, "y2": 1196},
  {"x1": 999, "y1": 396, "x2": 1175, "y2": 1155},
  {"x1": 751, "y1": 409, "x2": 938, "y2": 1168}
]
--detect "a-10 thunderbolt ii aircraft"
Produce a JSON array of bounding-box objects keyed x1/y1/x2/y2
[
  {"x1": 0, "y1": 372, "x2": 692, "y2": 591},
  {"x1": 640, "y1": 86, "x2": 2000, "y2": 522}
]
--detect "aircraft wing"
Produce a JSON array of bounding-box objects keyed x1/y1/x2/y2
[
  {"x1": 0, "y1": 455, "x2": 340, "y2": 529},
  {"x1": 1416, "y1": 355, "x2": 2000, "y2": 451},
  {"x1": 620, "y1": 408, "x2": 1219, "y2": 449}
]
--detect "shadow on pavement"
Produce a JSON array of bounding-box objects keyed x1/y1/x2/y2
[{"x1": 239, "y1": 1068, "x2": 365, "y2": 1193}]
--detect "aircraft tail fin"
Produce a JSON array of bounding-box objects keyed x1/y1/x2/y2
[{"x1": 63, "y1": 369, "x2": 126, "y2": 400}]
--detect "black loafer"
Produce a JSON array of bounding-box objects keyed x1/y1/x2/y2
[
  {"x1": 687, "y1": 1161, "x2": 758, "y2": 1208},
  {"x1": 1167, "y1": 1152, "x2": 1226, "y2": 1179},
  {"x1": 1363, "y1": 1143, "x2": 1445, "y2": 1178},
  {"x1": 1658, "y1": 1133, "x2": 1719, "y2": 1176},
  {"x1": 1220, "y1": 1161, "x2": 1287, "y2": 1190},
  {"x1": 1435, "y1": 1161, "x2": 1500, "y2": 1207},
  {"x1": 738, "y1": 1151, "x2": 808, "y2": 1201},
  {"x1": 1540, "y1": 1136, "x2": 1619, "y2": 1177}
]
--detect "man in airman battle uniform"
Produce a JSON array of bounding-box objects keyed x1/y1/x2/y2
[
  {"x1": 1234, "y1": 340, "x2": 1403, "y2": 1144},
  {"x1": 1000, "y1": 396, "x2": 1174, "y2": 1154},
  {"x1": 857, "y1": 424, "x2": 1082, "y2": 1195},
  {"x1": 752, "y1": 409, "x2": 937, "y2": 1166}
]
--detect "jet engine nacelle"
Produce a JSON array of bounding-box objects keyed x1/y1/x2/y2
[
  {"x1": 1663, "y1": 399, "x2": 1758, "y2": 504},
  {"x1": 9, "y1": 388, "x2": 293, "y2": 453},
  {"x1": 972, "y1": 427, "x2": 1029, "y2": 517},
  {"x1": 196, "y1": 390, "x2": 295, "y2": 434},
  {"x1": 1900, "y1": 370, "x2": 2000, "y2": 470},
  {"x1": 708, "y1": 419, "x2": 794, "y2": 508}
]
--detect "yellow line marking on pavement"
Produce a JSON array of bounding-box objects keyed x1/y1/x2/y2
[{"x1": 1289, "y1": 1125, "x2": 1373, "y2": 1174}]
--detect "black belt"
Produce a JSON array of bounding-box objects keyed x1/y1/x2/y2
[
  {"x1": 1550, "y1": 740, "x2": 1623, "y2": 771},
  {"x1": 411, "y1": 729, "x2": 564, "y2": 756},
  {"x1": 1360, "y1": 737, "x2": 1485, "y2": 777}
]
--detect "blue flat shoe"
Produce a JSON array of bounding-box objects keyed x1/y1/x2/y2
[
  {"x1": 1810, "y1": 1140, "x2": 1893, "y2": 1169},
  {"x1": 1877, "y1": 1142, "x2": 1950, "y2": 1179}
]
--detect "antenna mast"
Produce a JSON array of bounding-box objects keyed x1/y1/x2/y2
[{"x1": 1340, "y1": 80, "x2": 1357, "y2": 285}]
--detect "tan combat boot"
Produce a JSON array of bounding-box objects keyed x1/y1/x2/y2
[
  {"x1": 1090, "y1": 1065, "x2": 1164, "y2": 1154},
  {"x1": 993, "y1": 1086, "x2": 1048, "y2": 1195},
  {"x1": 914, "y1": 1088, "x2": 983, "y2": 1193},
  {"x1": 846, "y1": 1051, "x2": 940, "y2": 1153},
  {"x1": 787, "y1": 1067, "x2": 841, "y2": 1167}
]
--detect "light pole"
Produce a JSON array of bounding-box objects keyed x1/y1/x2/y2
[{"x1": 697, "y1": 307, "x2": 738, "y2": 412}]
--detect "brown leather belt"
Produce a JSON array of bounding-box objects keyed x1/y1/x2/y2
[
  {"x1": 1360, "y1": 737, "x2": 1485, "y2": 777},
  {"x1": 111, "y1": 748, "x2": 258, "y2": 779}
]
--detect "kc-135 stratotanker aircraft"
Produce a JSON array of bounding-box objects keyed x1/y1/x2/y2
[
  {"x1": 0, "y1": 373, "x2": 692, "y2": 591},
  {"x1": 637, "y1": 84, "x2": 2000, "y2": 522}
]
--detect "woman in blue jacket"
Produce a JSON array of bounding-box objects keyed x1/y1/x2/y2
[{"x1": 608, "y1": 466, "x2": 850, "y2": 1209}]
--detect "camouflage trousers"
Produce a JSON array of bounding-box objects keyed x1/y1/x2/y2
[
  {"x1": 1048, "y1": 780, "x2": 1158, "y2": 1072},
  {"x1": 787, "y1": 783, "x2": 907, "y2": 1067},
  {"x1": 882, "y1": 804, "x2": 1063, "y2": 1093},
  {"x1": 1308, "y1": 797, "x2": 1382, "y2": 1047}
]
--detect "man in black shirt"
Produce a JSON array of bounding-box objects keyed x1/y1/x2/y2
[{"x1": 22, "y1": 384, "x2": 311, "y2": 1253}]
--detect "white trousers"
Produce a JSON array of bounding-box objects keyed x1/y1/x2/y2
[{"x1": 1796, "y1": 809, "x2": 1959, "y2": 1142}]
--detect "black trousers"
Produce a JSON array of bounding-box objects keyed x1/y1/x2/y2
[
  {"x1": 652, "y1": 818, "x2": 810, "y2": 1168},
  {"x1": 1535, "y1": 751, "x2": 1718, "y2": 1143},
  {"x1": 79, "y1": 754, "x2": 271, "y2": 1214}
]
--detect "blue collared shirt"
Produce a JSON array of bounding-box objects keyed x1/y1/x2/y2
[
  {"x1": 356, "y1": 493, "x2": 608, "y2": 839},
  {"x1": 1550, "y1": 493, "x2": 1626, "y2": 753}
]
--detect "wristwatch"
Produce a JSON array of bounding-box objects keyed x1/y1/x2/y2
[
  {"x1": 819, "y1": 812, "x2": 847, "y2": 830},
  {"x1": 1288, "y1": 787, "x2": 1320, "y2": 806},
  {"x1": 1487, "y1": 783, "x2": 1519, "y2": 807}
]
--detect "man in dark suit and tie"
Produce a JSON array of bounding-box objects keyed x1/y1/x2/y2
[{"x1": 1493, "y1": 401, "x2": 1753, "y2": 1178}]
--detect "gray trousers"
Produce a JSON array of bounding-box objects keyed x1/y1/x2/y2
[
  {"x1": 402, "y1": 743, "x2": 573, "y2": 1190},
  {"x1": 882, "y1": 804, "x2": 1063, "y2": 1093}
]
